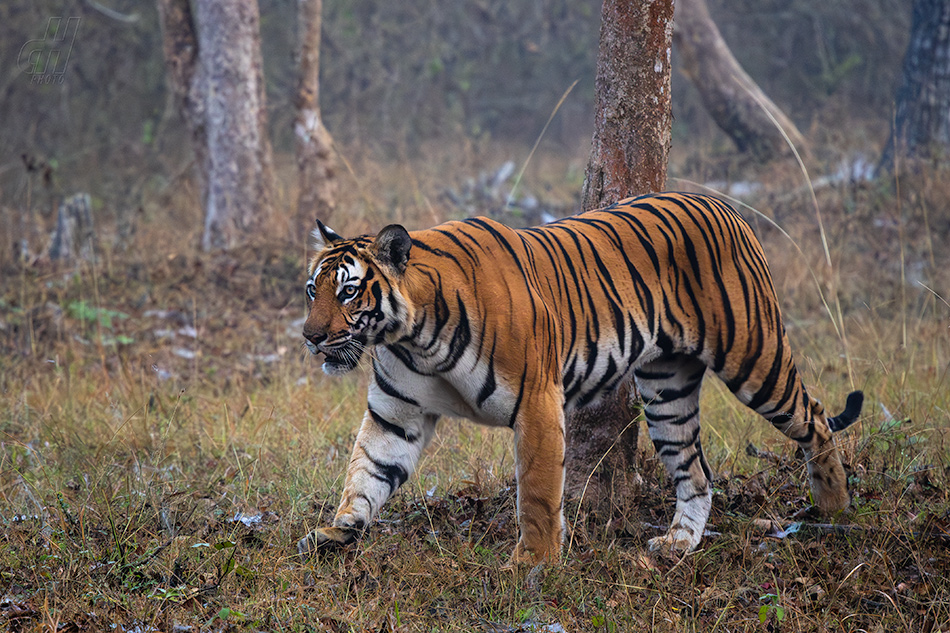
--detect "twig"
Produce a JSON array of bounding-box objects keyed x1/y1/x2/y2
[{"x1": 85, "y1": 0, "x2": 140, "y2": 23}]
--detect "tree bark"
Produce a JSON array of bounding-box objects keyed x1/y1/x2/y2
[
  {"x1": 674, "y1": 0, "x2": 806, "y2": 161},
  {"x1": 157, "y1": 0, "x2": 207, "y2": 204},
  {"x1": 581, "y1": 0, "x2": 673, "y2": 211},
  {"x1": 879, "y1": 0, "x2": 950, "y2": 173},
  {"x1": 295, "y1": 0, "x2": 338, "y2": 234},
  {"x1": 567, "y1": 0, "x2": 674, "y2": 502},
  {"x1": 158, "y1": 0, "x2": 275, "y2": 251},
  {"x1": 197, "y1": 0, "x2": 275, "y2": 250}
]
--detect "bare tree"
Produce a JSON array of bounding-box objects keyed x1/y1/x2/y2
[
  {"x1": 565, "y1": 0, "x2": 674, "y2": 500},
  {"x1": 157, "y1": 0, "x2": 207, "y2": 201},
  {"x1": 674, "y1": 0, "x2": 806, "y2": 160},
  {"x1": 295, "y1": 0, "x2": 338, "y2": 233},
  {"x1": 158, "y1": 0, "x2": 276, "y2": 250},
  {"x1": 198, "y1": 0, "x2": 275, "y2": 250},
  {"x1": 880, "y1": 0, "x2": 950, "y2": 173}
]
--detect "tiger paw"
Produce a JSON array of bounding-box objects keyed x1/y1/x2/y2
[
  {"x1": 501, "y1": 539, "x2": 560, "y2": 572},
  {"x1": 647, "y1": 528, "x2": 699, "y2": 557},
  {"x1": 297, "y1": 526, "x2": 360, "y2": 558},
  {"x1": 813, "y1": 484, "x2": 851, "y2": 515}
]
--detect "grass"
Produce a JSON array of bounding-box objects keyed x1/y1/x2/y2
[{"x1": 1, "y1": 148, "x2": 949, "y2": 631}]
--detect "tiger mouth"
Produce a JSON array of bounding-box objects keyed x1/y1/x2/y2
[{"x1": 321, "y1": 340, "x2": 366, "y2": 375}]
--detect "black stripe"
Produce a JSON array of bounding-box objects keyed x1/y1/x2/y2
[
  {"x1": 635, "y1": 367, "x2": 676, "y2": 381},
  {"x1": 681, "y1": 489, "x2": 709, "y2": 502},
  {"x1": 697, "y1": 438, "x2": 713, "y2": 482},
  {"x1": 562, "y1": 355, "x2": 579, "y2": 402},
  {"x1": 432, "y1": 226, "x2": 479, "y2": 261},
  {"x1": 368, "y1": 407, "x2": 419, "y2": 443},
  {"x1": 466, "y1": 218, "x2": 526, "y2": 274},
  {"x1": 575, "y1": 355, "x2": 619, "y2": 409},
  {"x1": 651, "y1": 426, "x2": 701, "y2": 455},
  {"x1": 373, "y1": 364, "x2": 420, "y2": 406},
  {"x1": 386, "y1": 343, "x2": 431, "y2": 375},
  {"x1": 645, "y1": 407, "x2": 699, "y2": 427},
  {"x1": 410, "y1": 238, "x2": 463, "y2": 266},
  {"x1": 757, "y1": 370, "x2": 798, "y2": 419},
  {"x1": 362, "y1": 448, "x2": 409, "y2": 497},
  {"x1": 677, "y1": 450, "x2": 701, "y2": 472},
  {"x1": 356, "y1": 493, "x2": 375, "y2": 518},
  {"x1": 508, "y1": 366, "x2": 529, "y2": 428},
  {"x1": 746, "y1": 344, "x2": 789, "y2": 411},
  {"x1": 477, "y1": 338, "x2": 497, "y2": 407},
  {"x1": 435, "y1": 292, "x2": 471, "y2": 372}
]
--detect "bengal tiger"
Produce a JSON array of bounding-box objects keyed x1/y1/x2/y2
[{"x1": 298, "y1": 192, "x2": 863, "y2": 564}]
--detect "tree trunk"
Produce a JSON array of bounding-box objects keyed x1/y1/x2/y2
[
  {"x1": 295, "y1": 0, "x2": 338, "y2": 234},
  {"x1": 674, "y1": 0, "x2": 806, "y2": 161},
  {"x1": 157, "y1": 0, "x2": 207, "y2": 205},
  {"x1": 879, "y1": 0, "x2": 950, "y2": 173},
  {"x1": 566, "y1": 0, "x2": 674, "y2": 502},
  {"x1": 581, "y1": 0, "x2": 673, "y2": 211},
  {"x1": 197, "y1": 0, "x2": 275, "y2": 251},
  {"x1": 159, "y1": 0, "x2": 275, "y2": 251}
]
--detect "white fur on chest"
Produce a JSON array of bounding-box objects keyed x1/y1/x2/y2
[{"x1": 371, "y1": 347, "x2": 516, "y2": 427}]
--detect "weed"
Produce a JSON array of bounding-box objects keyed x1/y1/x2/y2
[
  {"x1": 758, "y1": 592, "x2": 786, "y2": 625},
  {"x1": 0, "y1": 150, "x2": 948, "y2": 631}
]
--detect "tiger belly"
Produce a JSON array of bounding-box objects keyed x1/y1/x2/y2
[{"x1": 371, "y1": 347, "x2": 519, "y2": 427}]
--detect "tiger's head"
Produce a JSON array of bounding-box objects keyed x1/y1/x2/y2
[{"x1": 303, "y1": 220, "x2": 413, "y2": 375}]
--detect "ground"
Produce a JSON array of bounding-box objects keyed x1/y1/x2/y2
[{"x1": 1, "y1": 154, "x2": 949, "y2": 631}]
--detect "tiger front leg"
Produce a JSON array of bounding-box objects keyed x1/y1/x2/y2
[
  {"x1": 298, "y1": 406, "x2": 437, "y2": 557},
  {"x1": 509, "y1": 396, "x2": 566, "y2": 566}
]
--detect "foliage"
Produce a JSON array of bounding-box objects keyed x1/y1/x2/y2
[
  {"x1": 0, "y1": 2, "x2": 944, "y2": 628},
  {"x1": 758, "y1": 593, "x2": 785, "y2": 625},
  {"x1": 1, "y1": 146, "x2": 949, "y2": 630},
  {"x1": 0, "y1": 0, "x2": 912, "y2": 231},
  {"x1": 66, "y1": 300, "x2": 128, "y2": 330}
]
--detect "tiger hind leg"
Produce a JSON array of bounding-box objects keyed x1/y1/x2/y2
[
  {"x1": 755, "y1": 390, "x2": 863, "y2": 515},
  {"x1": 634, "y1": 356, "x2": 712, "y2": 555}
]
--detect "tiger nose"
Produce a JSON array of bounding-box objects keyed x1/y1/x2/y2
[{"x1": 302, "y1": 327, "x2": 327, "y2": 348}]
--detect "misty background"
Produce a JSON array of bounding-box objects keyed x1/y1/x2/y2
[{"x1": 1, "y1": 0, "x2": 910, "y2": 242}]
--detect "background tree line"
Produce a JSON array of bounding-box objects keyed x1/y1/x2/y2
[{"x1": 1, "y1": 0, "x2": 911, "y2": 232}]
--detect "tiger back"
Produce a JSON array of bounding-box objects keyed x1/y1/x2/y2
[{"x1": 299, "y1": 192, "x2": 863, "y2": 563}]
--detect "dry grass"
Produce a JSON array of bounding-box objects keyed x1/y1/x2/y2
[{"x1": 1, "y1": 146, "x2": 949, "y2": 632}]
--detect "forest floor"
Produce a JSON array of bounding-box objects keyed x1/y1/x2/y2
[{"x1": 1, "y1": 147, "x2": 949, "y2": 632}]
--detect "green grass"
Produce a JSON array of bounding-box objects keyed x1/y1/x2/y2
[{"x1": 2, "y1": 159, "x2": 950, "y2": 631}]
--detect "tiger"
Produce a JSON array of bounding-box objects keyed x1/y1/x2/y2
[{"x1": 298, "y1": 191, "x2": 863, "y2": 564}]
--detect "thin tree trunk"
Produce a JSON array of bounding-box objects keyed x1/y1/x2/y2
[
  {"x1": 674, "y1": 0, "x2": 806, "y2": 161},
  {"x1": 295, "y1": 0, "x2": 338, "y2": 233},
  {"x1": 566, "y1": 0, "x2": 674, "y2": 501},
  {"x1": 197, "y1": 0, "x2": 275, "y2": 251},
  {"x1": 880, "y1": 0, "x2": 950, "y2": 173},
  {"x1": 157, "y1": 0, "x2": 207, "y2": 206}
]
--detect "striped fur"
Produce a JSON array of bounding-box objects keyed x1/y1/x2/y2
[{"x1": 298, "y1": 192, "x2": 863, "y2": 563}]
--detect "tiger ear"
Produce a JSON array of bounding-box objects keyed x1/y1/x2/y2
[
  {"x1": 372, "y1": 224, "x2": 412, "y2": 274},
  {"x1": 312, "y1": 219, "x2": 343, "y2": 250}
]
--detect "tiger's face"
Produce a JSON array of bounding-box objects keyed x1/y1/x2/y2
[{"x1": 303, "y1": 221, "x2": 412, "y2": 375}]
